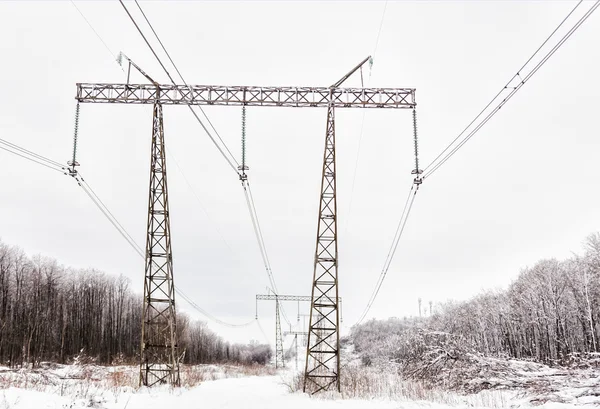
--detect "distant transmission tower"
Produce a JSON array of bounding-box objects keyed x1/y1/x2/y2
[
  {"x1": 275, "y1": 298, "x2": 285, "y2": 368},
  {"x1": 139, "y1": 102, "x2": 180, "y2": 387},
  {"x1": 256, "y1": 293, "x2": 339, "y2": 369}
]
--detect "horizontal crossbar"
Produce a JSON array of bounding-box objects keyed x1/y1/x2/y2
[
  {"x1": 256, "y1": 294, "x2": 342, "y2": 302},
  {"x1": 76, "y1": 83, "x2": 416, "y2": 108}
]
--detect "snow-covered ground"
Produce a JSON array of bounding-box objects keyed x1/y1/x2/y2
[
  {"x1": 0, "y1": 375, "x2": 463, "y2": 409},
  {"x1": 0, "y1": 363, "x2": 597, "y2": 409}
]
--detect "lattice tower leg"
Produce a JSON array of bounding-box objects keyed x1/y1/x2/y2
[
  {"x1": 304, "y1": 104, "x2": 341, "y2": 394},
  {"x1": 275, "y1": 299, "x2": 285, "y2": 368},
  {"x1": 139, "y1": 103, "x2": 180, "y2": 387}
]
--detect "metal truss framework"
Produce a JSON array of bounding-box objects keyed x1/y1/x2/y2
[
  {"x1": 139, "y1": 102, "x2": 180, "y2": 387},
  {"x1": 304, "y1": 104, "x2": 340, "y2": 394},
  {"x1": 284, "y1": 331, "x2": 309, "y2": 336},
  {"x1": 284, "y1": 331, "x2": 308, "y2": 370},
  {"x1": 76, "y1": 83, "x2": 416, "y2": 109},
  {"x1": 255, "y1": 294, "x2": 343, "y2": 370},
  {"x1": 256, "y1": 294, "x2": 315, "y2": 302},
  {"x1": 255, "y1": 294, "x2": 342, "y2": 316},
  {"x1": 284, "y1": 331, "x2": 309, "y2": 348},
  {"x1": 256, "y1": 294, "x2": 342, "y2": 304},
  {"x1": 275, "y1": 299, "x2": 284, "y2": 369},
  {"x1": 77, "y1": 74, "x2": 415, "y2": 392}
]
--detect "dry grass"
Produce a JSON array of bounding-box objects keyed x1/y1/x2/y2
[
  {"x1": 106, "y1": 367, "x2": 138, "y2": 388},
  {"x1": 0, "y1": 361, "x2": 276, "y2": 406},
  {"x1": 284, "y1": 365, "x2": 513, "y2": 408}
]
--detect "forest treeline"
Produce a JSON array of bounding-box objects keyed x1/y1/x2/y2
[
  {"x1": 0, "y1": 240, "x2": 271, "y2": 368},
  {"x1": 351, "y1": 233, "x2": 600, "y2": 365}
]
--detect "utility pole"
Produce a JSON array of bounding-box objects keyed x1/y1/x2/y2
[
  {"x1": 76, "y1": 56, "x2": 416, "y2": 391},
  {"x1": 418, "y1": 297, "x2": 422, "y2": 317}
]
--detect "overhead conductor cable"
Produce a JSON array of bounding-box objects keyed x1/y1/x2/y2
[{"x1": 356, "y1": 103, "x2": 421, "y2": 325}]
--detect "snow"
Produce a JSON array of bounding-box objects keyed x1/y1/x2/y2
[
  {"x1": 1, "y1": 364, "x2": 598, "y2": 409},
  {"x1": 0, "y1": 374, "x2": 435, "y2": 409}
]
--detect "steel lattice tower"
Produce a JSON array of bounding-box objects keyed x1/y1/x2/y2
[
  {"x1": 275, "y1": 298, "x2": 285, "y2": 368},
  {"x1": 304, "y1": 103, "x2": 340, "y2": 393},
  {"x1": 140, "y1": 102, "x2": 180, "y2": 387},
  {"x1": 255, "y1": 293, "x2": 341, "y2": 372},
  {"x1": 77, "y1": 55, "x2": 416, "y2": 392}
]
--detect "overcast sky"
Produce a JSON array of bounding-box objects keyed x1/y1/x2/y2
[{"x1": 0, "y1": 1, "x2": 599, "y2": 346}]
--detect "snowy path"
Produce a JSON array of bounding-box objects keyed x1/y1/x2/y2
[
  {"x1": 1, "y1": 374, "x2": 457, "y2": 409},
  {"x1": 2, "y1": 372, "x2": 579, "y2": 409},
  {"x1": 109, "y1": 375, "x2": 410, "y2": 409}
]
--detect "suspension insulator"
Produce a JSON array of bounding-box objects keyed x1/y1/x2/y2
[
  {"x1": 68, "y1": 102, "x2": 81, "y2": 176},
  {"x1": 238, "y1": 105, "x2": 249, "y2": 179},
  {"x1": 412, "y1": 108, "x2": 421, "y2": 175},
  {"x1": 411, "y1": 108, "x2": 423, "y2": 185},
  {"x1": 242, "y1": 105, "x2": 246, "y2": 167}
]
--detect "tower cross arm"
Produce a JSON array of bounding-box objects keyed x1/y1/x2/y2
[
  {"x1": 256, "y1": 294, "x2": 342, "y2": 302},
  {"x1": 284, "y1": 331, "x2": 308, "y2": 336},
  {"x1": 76, "y1": 83, "x2": 416, "y2": 108}
]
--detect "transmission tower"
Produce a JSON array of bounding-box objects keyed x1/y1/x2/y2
[
  {"x1": 76, "y1": 55, "x2": 416, "y2": 391},
  {"x1": 275, "y1": 298, "x2": 285, "y2": 368},
  {"x1": 256, "y1": 293, "x2": 342, "y2": 370},
  {"x1": 284, "y1": 331, "x2": 308, "y2": 370},
  {"x1": 303, "y1": 57, "x2": 375, "y2": 394},
  {"x1": 304, "y1": 101, "x2": 340, "y2": 393},
  {"x1": 139, "y1": 101, "x2": 180, "y2": 387}
]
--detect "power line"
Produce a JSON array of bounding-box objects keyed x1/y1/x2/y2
[
  {"x1": 354, "y1": 1, "x2": 598, "y2": 324},
  {"x1": 132, "y1": 0, "x2": 238, "y2": 171},
  {"x1": 70, "y1": 173, "x2": 257, "y2": 329},
  {"x1": 247, "y1": 185, "x2": 292, "y2": 326},
  {"x1": 256, "y1": 318, "x2": 271, "y2": 345},
  {"x1": 423, "y1": 0, "x2": 597, "y2": 179},
  {"x1": 344, "y1": 1, "x2": 388, "y2": 235},
  {"x1": 0, "y1": 138, "x2": 65, "y2": 168},
  {"x1": 118, "y1": 0, "x2": 240, "y2": 174},
  {"x1": 118, "y1": 0, "x2": 174, "y2": 82},
  {"x1": 0, "y1": 145, "x2": 66, "y2": 174},
  {"x1": 124, "y1": 0, "x2": 292, "y2": 326},
  {"x1": 242, "y1": 182, "x2": 277, "y2": 293},
  {"x1": 69, "y1": 0, "x2": 123, "y2": 71},
  {"x1": 165, "y1": 148, "x2": 235, "y2": 254},
  {"x1": 423, "y1": 0, "x2": 584, "y2": 175},
  {"x1": 0, "y1": 138, "x2": 67, "y2": 174},
  {"x1": 123, "y1": 2, "x2": 314, "y2": 326},
  {"x1": 372, "y1": 1, "x2": 388, "y2": 59},
  {"x1": 77, "y1": 175, "x2": 144, "y2": 256},
  {"x1": 0, "y1": 142, "x2": 136, "y2": 250},
  {"x1": 242, "y1": 180, "x2": 292, "y2": 326},
  {"x1": 175, "y1": 288, "x2": 255, "y2": 328},
  {"x1": 353, "y1": 2, "x2": 597, "y2": 324},
  {"x1": 70, "y1": 3, "x2": 247, "y2": 326},
  {"x1": 71, "y1": 1, "x2": 279, "y2": 331},
  {"x1": 355, "y1": 183, "x2": 419, "y2": 325}
]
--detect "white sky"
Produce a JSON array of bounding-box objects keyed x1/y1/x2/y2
[{"x1": 0, "y1": 1, "x2": 599, "y2": 346}]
